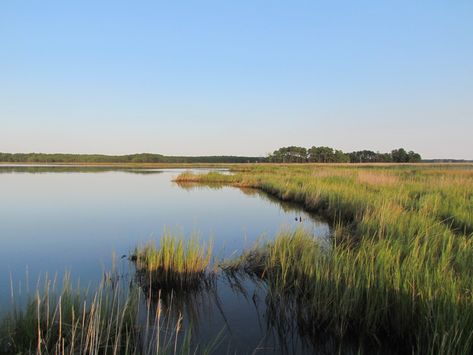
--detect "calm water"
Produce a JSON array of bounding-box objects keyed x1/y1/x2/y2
[{"x1": 0, "y1": 166, "x2": 331, "y2": 353}]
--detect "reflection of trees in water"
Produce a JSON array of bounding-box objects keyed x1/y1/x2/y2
[{"x1": 0, "y1": 166, "x2": 164, "y2": 174}]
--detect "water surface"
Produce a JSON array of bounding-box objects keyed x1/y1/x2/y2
[{"x1": 0, "y1": 166, "x2": 331, "y2": 353}]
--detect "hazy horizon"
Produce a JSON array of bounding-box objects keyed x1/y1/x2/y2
[{"x1": 1, "y1": 1, "x2": 472, "y2": 160}]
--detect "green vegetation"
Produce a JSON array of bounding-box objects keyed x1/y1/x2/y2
[
  {"x1": 0, "y1": 273, "x2": 218, "y2": 354},
  {"x1": 267, "y1": 146, "x2": 422, "y2": 163},
  {"x1": 0, "y1": 146, "x2": 423, "y2": 165},
  {"x1": 0, "y1": 152, "x2": 261, "y2": 164},
  {"x1": 176, "y1": 164, "x2": 473, "y2": 354},
  {"x1": 132, "y1": 236, "x2": 214, "y2": 291}
]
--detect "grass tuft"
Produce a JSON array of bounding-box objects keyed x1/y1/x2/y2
[{"x1": 132, "y1": 235, "x2": 214, "y2": 291}]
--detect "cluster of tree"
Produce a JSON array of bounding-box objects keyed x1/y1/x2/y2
[
  {"x1": 0, "y1": 153, "x2": 262, "y2": 164},
  {"x1": 267, "y1": 146, "x2": 422, "y2": 163},
  {"x1": 267, "y1": 146, "x2": 349, "y2": 163},
  {"x1": 266, "y1": 146, "x2": 308, "y2": 163}
]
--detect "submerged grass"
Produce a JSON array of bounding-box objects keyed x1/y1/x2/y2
[{"x1": 177, "y1": 164, "x2": 473, "y2": 354}]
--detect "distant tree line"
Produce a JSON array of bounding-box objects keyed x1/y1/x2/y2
[
  {"x1": 0, "y1": 153, "x2": 262, "y2": 164},
  {"x1": 267, "y1": 146, "x2": 422, "y2": 163},
  {"x1": 0, "y1": 148, "x2": 423, "y2": 164}
]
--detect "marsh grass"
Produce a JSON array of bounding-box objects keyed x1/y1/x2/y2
[
  {"x1": 222, "y1": 229, "x2": 473, "y2": 353},
  {"x1": 178, "y1": 165, "x2": 473, "y2": 354},
  {"x1": 132, "y1": 235, "x2": 214, "y2": 291},
  {"x1": 0, "y1": 271, "x2": 221, "y2": 355}
]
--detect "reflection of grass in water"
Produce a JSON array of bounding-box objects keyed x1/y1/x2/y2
[
  {"x1": 0, "y1": 272, "x2": 219, "y2": 354},
  {"x1": 132, "y1": 235, "x2": 214, "y2": 291},
  {"x1": 175, "y1": 181, "x2": 326, "y2": 224},
  {"x1": 174, "y1": 172, "x2": 240, "y2": 185},
  {"x1": 173, "y1": 181, "x2": 226, "y2": 191},
  {"x1": 137, "y1": 283, "x2": 226, "y2": 340}
]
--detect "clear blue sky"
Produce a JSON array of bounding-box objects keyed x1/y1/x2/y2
[{"x1": 1, "y1": 1, "x2": 472, "y2": 159}]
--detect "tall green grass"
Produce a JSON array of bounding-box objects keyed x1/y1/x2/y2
[
  {"x1": 177, "y1": 164, "x2": 473, "y2": 354},
  {"x1": 132, "y1": 235, "x2": 214, "y2": 291}
]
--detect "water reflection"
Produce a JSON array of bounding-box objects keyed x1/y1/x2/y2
[
  {"x1": 138, "y1": 280, "x2": 221, "y2": 333},
  {"x1": 0, "y1": 166, "x2": 165, "y2": 174},
  {"x1": 175, "y1": 182, "x2": 329, "y2": 234},
  {"x1": 134, "y1": 270, "x2": 372, "y2": 354},
  {"x1": 173, "y1": 181, "x2": 226, "y2": 191}
]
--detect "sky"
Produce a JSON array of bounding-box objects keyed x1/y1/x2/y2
[{"x1": 1, "y1": 1, "x2": 472, "y2": 159}]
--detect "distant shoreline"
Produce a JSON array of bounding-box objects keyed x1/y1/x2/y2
[{"x1": 1, "y1": 161, "x2": 472, "y2": 168}]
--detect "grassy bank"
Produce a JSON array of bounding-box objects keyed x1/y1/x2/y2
[{"x1": 176, "y1": 164, "x2": 473, "y2": 354}]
